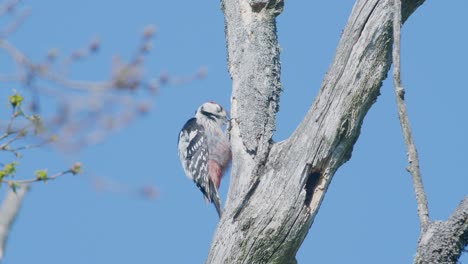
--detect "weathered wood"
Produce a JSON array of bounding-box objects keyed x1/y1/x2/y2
[
  {"x1": 414, "y1": 197, "x2": 468, "y2": 264},
  {"x1": 207, "y1": 1, "x2": 426, "y2": 263},
  {"x1": 392, "y1": 0, "x2": 430, "y2": 232}
]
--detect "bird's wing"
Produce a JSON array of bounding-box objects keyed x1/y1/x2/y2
[{"x1": 178, "y1": 119, "x2": 213, "y2": 202}]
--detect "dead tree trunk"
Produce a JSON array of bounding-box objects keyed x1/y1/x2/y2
[
  {"x1": 206, "y1": 0, "x2": 431, "y2": 263},
  {"x1": 208, "y1": 0, "x2": 467, "y2": 263}
]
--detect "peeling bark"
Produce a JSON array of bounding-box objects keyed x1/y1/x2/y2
[{"x1": 207, "y1": 1, "x2": 431, "y2": 263}]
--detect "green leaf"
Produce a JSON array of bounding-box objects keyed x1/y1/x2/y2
[
  {"x1": 18, "y1": 129, "x2": 27, "y2": 137},
  {"x1": 8, "y1": 93, "x2": 23, "y2": 108},
  {"x1": 35, "y1": 169, "x2": 48, "y2": 181},
  {"x1": 49, "y1": 134, "x2": 58, "y2": 142},
  {"x1": 70, "y1": 162, "x2": 82, "y2": 175},
  {"x1": 1, "y1": 162, "x2": 18, "y2": 178}
]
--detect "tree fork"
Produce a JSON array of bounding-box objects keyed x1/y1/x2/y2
[{"x1": 207, "y1": 1, "x2": 426, "y2": 263}]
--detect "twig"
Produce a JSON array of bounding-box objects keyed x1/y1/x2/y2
[
  {"x1": 5, "y1": 107, "x2": 16, "y2": 134},
  {"x1": 1, "y1": 168, "x2": 76, "y2": 186},
  {"x1": 0, "y1": 0, "x2": 20, "y2": 17},
  {"x1": 0, "y1": 74, "x2": 22, "y2": 82},
  {"x1": 392, "y1": 0, "x2": 430, "y2": 232},
  {"x1": 0, "y1": 39, "x2": 111, "y2": 92},
  {"x1": 12, "y1": 136, "x2": 55, "y2": 152},
  {"x1": 0, "y1": 184, "x2": 29, "y2": 262},
  {"x1": 0, "y1": 129, "x2": 22, "y2": 149},
  {"x1": 0, "y1": 7, "x2": 31, "y2": 38},
  {"x1": 89, "y1": 175, "x2": 158, "y2": 199}
]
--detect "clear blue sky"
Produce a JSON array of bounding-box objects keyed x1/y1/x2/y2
[{"x1": 1, "y1": 1, "x2": 467, "y2": 263}]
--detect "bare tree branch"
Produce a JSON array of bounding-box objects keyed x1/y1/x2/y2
[
  {"x1": 0, "y1": 185, "x2": 28, "y2": 262},
  {"x1": 1, "y1": 163, "x2": 80, "y2": 187},
  {"x1": 392, "y1": 0, "x2": 430, "y2": 232},
  {"x1": 392, "y1": 3, "x2": 467, "y2": 263}
]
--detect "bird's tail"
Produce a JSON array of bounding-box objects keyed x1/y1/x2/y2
[
  {"x1": 207, "y1": 180, "x2": 223, "y2": 218},
  {"x1": 213, "y1": 194, "x2": 223, "y2": 218}
]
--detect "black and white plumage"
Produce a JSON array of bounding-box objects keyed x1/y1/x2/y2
[{"x1": 177, "y1": 102, "x2": 231, "y2": 218}]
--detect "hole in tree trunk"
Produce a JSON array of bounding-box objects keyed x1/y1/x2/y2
[{"x1": 304, "y1": 169, "x2": 321, "y2": 207}]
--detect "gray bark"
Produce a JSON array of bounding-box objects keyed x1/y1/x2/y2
[
  {"x1": 393, "y1": 2, "x2": 468, "y2": 264},
  {"x1": 207, "y1": 0, "x2": 426, "y2": 263},
  {"x1": 391, "y1": 0, "x2": 430, "y2": 232},
  {"x1": 414, "y1": 197, "x2": 468, "y2": 264},
  {"x1": 207, "y1": 0, "x2": 468, "y2": 263}
]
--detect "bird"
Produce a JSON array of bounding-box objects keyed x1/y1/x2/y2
[{"x1": 177, "y1": 102, "x2": 231, "y2": 218}]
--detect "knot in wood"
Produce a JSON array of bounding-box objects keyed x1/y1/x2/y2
[
  {"x1": 249, "y1": 0, "x2": 284, "y2": 14},
  {"x1": 396, "y1": 86, "x2": 405, "y2": 99}
]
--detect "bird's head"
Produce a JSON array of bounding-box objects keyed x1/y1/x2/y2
[{"x1": 195, "y1": 102, "x2": 228, "y2": 126}]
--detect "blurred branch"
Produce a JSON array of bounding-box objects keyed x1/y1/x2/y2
[
  {"x1": 0, "y1": 2, "x2": 172, "y2": 261},
  {"x1": 90, "y1": 175, "x2": 158, "y2": 200},
  {"x1": 0, "y1": 93, "x2": 81, "y2": 190},
  {"x1": 392, "y1": 0, "x2": 430, "y2": 232},
  {"x1": 0, "y1": 1, "x2": 185, "y2": 190},
  {"x1": 0, "y1": 184, "x2": 29, "y2": 262},
  {"x1": 0, "y1": 1, "x2": 181, "y2": 149},
  {"x1": 1, "y1": 163, "x2": 81, "y2": 189},
  {"x1": 0, "y1": 6, "x2": 30, "y2": 38},
  {"x1": 0, "y1": 0, "x2": 20, "y2": 16},
  {"x1": 0, "y1": 18, "x2": 204, "y2": 149}
]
